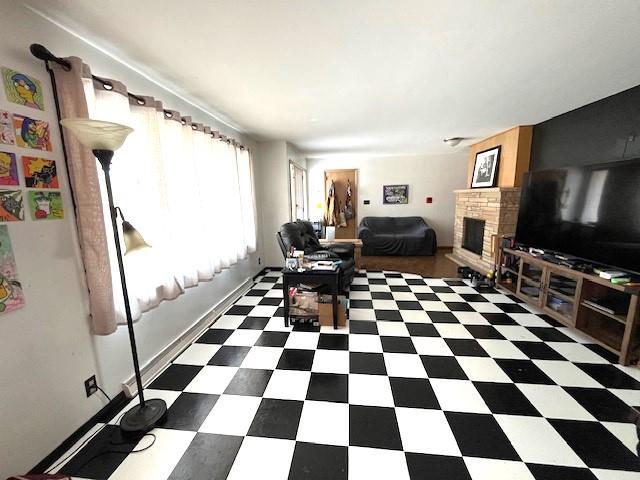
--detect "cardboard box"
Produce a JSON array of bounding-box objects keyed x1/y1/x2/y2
[{"x1": 318, "y1": 296, "x2": 348, "y2": 326}]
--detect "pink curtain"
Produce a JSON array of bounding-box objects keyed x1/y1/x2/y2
[{"x1": 52, "y1": 57, "x2": 116, "y2": 335}]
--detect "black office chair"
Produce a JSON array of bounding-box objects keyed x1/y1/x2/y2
[{"x1": 277, "y1": 220, "x2": 356, "y2": 289}]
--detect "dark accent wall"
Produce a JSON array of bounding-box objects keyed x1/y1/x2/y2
[{"x1": 531, "y1": 85, "x2": 640, "y2": 170}]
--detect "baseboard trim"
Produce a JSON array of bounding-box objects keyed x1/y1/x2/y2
[
  {"x1": 122, "y1": 276, "x2": 255, "y2": 397},
  {"x1": 29, "y1": 391, "x2": 129, "y2": 474}
]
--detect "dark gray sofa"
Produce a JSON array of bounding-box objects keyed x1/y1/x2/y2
[{"x1": 358, "y1": 216, "x2": 437, "y2": 256}]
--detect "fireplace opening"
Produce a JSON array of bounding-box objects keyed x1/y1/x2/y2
[{"x1": 462, "y1": 217, "x2": 485, "y2": 255}]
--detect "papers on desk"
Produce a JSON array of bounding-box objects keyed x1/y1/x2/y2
[{"x1": 311, "y1": 260, "x2": 340, "y2": 271}]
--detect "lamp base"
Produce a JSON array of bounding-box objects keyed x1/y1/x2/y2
[{"x1": 120, "y1": 398, "x2": 167, "y2": 435}]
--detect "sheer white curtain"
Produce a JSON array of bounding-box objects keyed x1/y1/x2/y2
[{"x1": 82, "y1": 77, "x2": 257, "y2": 322}]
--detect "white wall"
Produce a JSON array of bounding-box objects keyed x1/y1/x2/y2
[
  {"x1": 0, "y1": 3, "x2": 262, "y2": 477},
  {"x1": 307, "y1": 152, "x2": 468, "y2": 246}
]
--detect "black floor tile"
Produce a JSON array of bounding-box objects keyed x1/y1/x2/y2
[
  {"x1": 445, "y1": 280, "x2": 467, "y2": 286},
  {"x1": 349, "y1": 352, "x2": 387, "y2": 375},
  {"x1": 162, "y1": 393, "x2": 219, "y2": 431},
  {"x1": 564, "y1": 387, "x2": 640, "y2": 423},
  {"x1": 495, "y1": 359, "x2": 555, "y2": 385},
  {"x1": 390, "y1": 377, "x2": 440, "y2": 409},
  {"x1": 247, "y1": 398, "x2": 303, "y2": 440},
  {"x1": 350, "y1": 299, "x2": 373, "y2": 309},
  {"x1": 575, "y1": 363, "x2": 640, "y2": 389},
  {"x1": 406, "y1": 279, "x2": 426, "y2": 285},
  {"x1": 406, "y1": 323, "x2": 439, "y2": 337},
  {"x1": 168, "y1": 433, "x2": 242, "y2": 480},
  {"x1": 288, "y1": 442, "x2": 347, "y2": 480},
  {"x1": 526, "y1": 463, "x2": 597, "y2": 480},
  {"x1": 226, "y1": 305, "x2": 254, "y2": 315},
  {"x1": 474, "y1": 382, "x2": 540, "y2": 416},
  {"x1": 349, "y1": 405, "x2": 403, "y2": 450},
  {"x1": 527, "y1": 327, "x2": 574, "y2": 342},
  {"x1": 349, "y1": 320, "x2": 378, "y2": 335},
  {"x1": 381, "y1": 336, "x2": 417, "y2": 353},
  {"x1": 445, "y1": 339, "x2": 489, "y2": 357},
  {"x1": 306, "y1": 373, "x2": 348, "y2": 403},
  {"x1": 317, "y1": 333, "x2": 349, "y2": 350},
  {"x1": 481, "y1": 312, "x2": 518, "y2": 325},
  {"x1": 584, "y1": 344, "x2": 619, "y2": 363},
  {"x1": 259, "y1": 297, "x2": 282, "y2": 306},
  {"x1": 427, "y1": 311, "x2": 458, "y2": 323},
  {"x1": 349, "y1": 284, "x2": 370, "y2": 291},
  {"x1": 369, "y1": 278, "x2": 387, "y2": 285},
  {"x1": 238, "y1": 317, "x2": 270, "y2": 329},
  {"x1": 197, "y1": 328, "x2": 234, "y2": 344},
  {"x1": 405, "y1": 452, "x2": 472, "y2": 480},
  {"x1": 415, "y1": 292, "x2": 439, "y2": 301},
  {"x1": 255, "y1": 331, "x2": 289, "y2": 347},
  {"x1": 431, "y1": 286, "x2": 454, "y2": 293},
  {"x1": 224, "y1": 368, "x2": 273, "y2": 396},
  {"x1": 512, "y1": 341, "x2": 566, "y2": 360},
  {"x1": 421, "y1": 355, "x2": 468, "y2": 379},
  {"x1": 390, "y1": 285, "x2": 411, "y2": 292},
  {"x1": 277, "y1": 349, "x2": 315, "y2": 371},
  {"x1": 445, "y1": 302, "x2": 475, "y2": 312},
  {"x1": 371, "y1": 291, "x2": 393, "y2": 300},
  {"x1": 550, "y1": 419, "x2": 640, "y2": 471},
  {"x1": 396, "y1": 301, "x2": 423, "y2": 310},
  {"x1": 246, "y1": 289, "x2": 269, "y2": 296},
  {"x1": 375, "y1": 309, "x2": 403, "y2": 321},
  {"x1": 445, "y1": 412, "x2": 520, "y2": 461},
  {"x1": 464, "y1": 325, "x2": 505, "y2": 340},
  {"x1": 149, "y1": 364, "x2": 203, "y2": 391},
  {"x1": 460, "y1": 293, "x2": 488, "y2": 303},
  {"x1": 496, "y1": 303, "x2": 530, "y2": 314},
  {"x1": 292, "y1": 321, "x2": 320, "y2": 332},
  {"x1": 58, "y1": 425, "x2": 136, "y2": 480},
  {"x1": 208, "y1": 346, "x2": 251, "y2": 367}
]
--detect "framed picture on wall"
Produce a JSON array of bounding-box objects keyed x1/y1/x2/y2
[
  {"x1": 471, "y1": 146, "x2": 500, "y2": 188},
  {"x1": 383, "y1": 184, "x2": 409, "y2": 204}
]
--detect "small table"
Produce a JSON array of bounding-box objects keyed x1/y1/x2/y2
[
  {"x1": 282, "y1": 269, "x2": 340, "y2": 329},
  {"x1": 319, "y1": 238, "x2": 363, "y2": 270}
]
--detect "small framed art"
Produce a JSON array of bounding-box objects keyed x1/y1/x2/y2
[{"x1": 471, "y1": 146, "x2": 500, "y2": 188}]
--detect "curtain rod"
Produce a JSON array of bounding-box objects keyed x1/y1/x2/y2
[{"x1": 29, "y1": 43, "x2": 246, "y2": 149}]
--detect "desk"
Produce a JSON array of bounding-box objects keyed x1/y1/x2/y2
[
  {"x1": 282, "y1": 269, "x2": 340, "y2": 329},
  {"x1": 319, "y1": 238, "x2": 363, "y2": 270}
]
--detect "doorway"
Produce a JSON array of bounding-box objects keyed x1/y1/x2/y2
[
  {"x1": 289, "y1": 161, "x2": 308, "y2": 221},
  {"x1": 324, "y1": 169, "x2": 358, "y2": 239}
]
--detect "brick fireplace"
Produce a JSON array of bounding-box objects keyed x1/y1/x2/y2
[{"x1": 448, "y1": 188, "x2": 521, "y2": 273}]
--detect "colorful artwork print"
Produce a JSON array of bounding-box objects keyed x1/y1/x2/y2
[
  {"x1": 0, "y1": 225, "x2": 25, "y2": 314},
  {"x1": 0, "y1": 190, "x2": 24, "y2": 221},
  {"x1": 0, "y1": 152, "x2": 18, "y2": 186},
  {"x1": 2, "y1": 67, "x2": 44, "y2": 110},
  {"x1": 0, "y1": 110, "x2": 15, "y2": 146},
  {"x1": 22, "y1": 156, "x2": 58, "y2": 188},
  {"x1": 28, "y1": 190, "x2": 64, "y2": 220},
  {"x1": 13, "y1": 115, "x2": 52, "y2": 151}
]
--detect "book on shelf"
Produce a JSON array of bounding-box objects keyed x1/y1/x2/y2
[{"x1": 583, "y1": 297, "x2": 628, "y2": 316}]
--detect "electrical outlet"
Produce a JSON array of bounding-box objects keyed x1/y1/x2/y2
[
  {"x1": 363, "y1": 199, "x2": 370, "y2": 205},
  {"x1": 258, "y1": 257, "x2": 262, "y2": 265},
  {"x1": 84, "y1": 375, "x2": 98, "y2": 397}
]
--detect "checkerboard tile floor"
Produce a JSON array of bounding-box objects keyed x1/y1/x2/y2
[{"x1": 51, "y1": 269, "x2": 640, "y2": 480}]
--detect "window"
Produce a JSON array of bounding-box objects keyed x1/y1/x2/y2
[
  {"x1": 82, "y1": 78, "x2": 257, "y2": 321},
  {"x1": 289, "y1": 161, "x2": 307, "y2": 221}
]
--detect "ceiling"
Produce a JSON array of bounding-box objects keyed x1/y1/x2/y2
[{"x1": 23, "y1": 0, "x2": 640, "y2": 155}]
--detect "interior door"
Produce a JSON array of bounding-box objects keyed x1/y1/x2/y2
[
  {"x1": 289, "y1": 162, "x2": 307, "y2": 221},
  {"x1": 324, "y1": 169, "x2": 358, "y2": 239}
]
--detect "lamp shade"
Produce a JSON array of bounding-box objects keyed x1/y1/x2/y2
[
  {"x1": 60, "y1": 118, "x2": 133, "y2": 151},
  {"x1": 122, "y1": 221, "x2": 151, "y2": 254}
]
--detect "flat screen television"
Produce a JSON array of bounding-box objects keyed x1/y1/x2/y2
[{"x1": 515, "y1": 158, "x2": 640, "y2": 274}]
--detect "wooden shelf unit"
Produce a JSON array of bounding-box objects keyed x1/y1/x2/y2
[{"x1": 497, "y1": 247, "x2": 640, "y2": 365}]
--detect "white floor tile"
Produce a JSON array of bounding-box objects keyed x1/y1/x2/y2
[
  {"x1": 349, "y1": 334, "x2": 383, "y2": 353},
  {"x1": 377, "y1": 321, "x2": 410, "y2": 337},
  {"x1": 320, "y1": 324, "x2": 349, "y2": 334},
  {"x1": 451, "y1": 286, "x2": 478, "y2": 294},
  {"x1": 234, "y1": 295, "x2": 262, "y2": 306},
  {"x1": 395, "y1": 407, "x2": 461, "y2": 456},
  {"x1": 227, "y1": 436, "x2": 295, "y2": 480},
  {"x1": 434, "y1": 323, "x2": 474, "y2": 339},
  {"x1": 285, "y1": 331, "x2": 320, "y2": 350},
  {"x1": 534, "y1": 360, "x2": 603, "y2": 388},
  {"x1": 464, "y1": 457, "x2": 535, "y2": 480},
  {"x1": 312, "y1": 349, "x2": 350, "y2": 374},
  {"x1": 457, "y1": 357, "x2": 512, "y2": 383},
  {"x1": 348, "y1": 446, "x2": 410, "y2": 480},
  {"x1": 199, "y1": 394, "x2": 261, "y2": 435},
  {"x1": 420, "y1": 301, "x2": 450, "y2": 312},
  {"x1": 184, "y1": 365, "x2": 238, "y2": 394},
  {"x1": 263, "y1": 369, "x2": 311, "y2": 401},
  {"x1": 430, "y1": 379, "x2": 490, "y2": 413},
  {"x1": 611, "y1": 388, "x2": 640, "y2": 408},
  {"x1": 435, "y1": 293, "x2": 465, "y2": 302},
  {"x1": 602, "y1": 421, "x2": 639, "y2": 454},
  {"x1": 173, "y1": 343, "x2": 220, "y2": 365},
  {"x1": 409, "y1": 285, "x2": 433, "y2": 293},
  {"x1": 349, "y1": 374, "x2": 395, "y2": 407},
  {"x1": 477, "y1": 339, "x2": 528, "y2": 359},
  {"x1": 508, "y1": 313, "x2": 551, "y2": 327},
  {"x1": 296, "y1": 400, "x2": 349, "y2": 446},
  {"x1": 481, "y1": 293, "x2": 515, "y2": 304},
  {"x1": 424, "y1": 279, "x2": 448, "y2": 286},
  {"x1": 454, "y1": 311, "x2": 491, "y2": 325},
  {"x1": 224, "y1": 329, "x2": 262, "y2": 346},
  {"x1": 495, "y1": 415, "x2": 585, "y2": 467},
  {"x1": 547, "y1": 342, "x2": 610, "y2": 363},
  {"x1": 249, "y1": 305, "x2": 279, "y2": 317},
  {"x1": 392, "y1": 291, "x2": 418, "y2": 301},
  {"x1": 109, "y1": 428, "x2": 196, "y2": 480},
  {"x1": 369, "y1": 284, "x2": 391, "y2": 292},
  {"x1": 241, "y1": 346, "x2": 284, "y2": 370},
  {"x1": 213, "y1": 315, "x2": 246, "y2": 329},
  {"x1": 372, "y1": 299, "x2": 398, "y2": 310},
  {"x1": 468, "y1": 302, "x2": 504, "y2": 313},
  {"x1": 383, "y1": 353, "x2": 428, "y2": 378},
  {"x1": 494, "y1": 325, "x2": 541, "y2": 342},
  {"x1": 516, "y1": 384, "x2": 595, "y2": 421},
  {"x1": 349, "y1": 290, "x2": 372, "y2": 300},
  {"x1": 592, "y1": 469, "x2": 640, "y2": 480},
  {"x1": 350, "y1": 308, "x2": 377, "y2": 321},
  {"x1": 411, "y1": 337, "x2": 454, "y2": 356},
  {"x1": 400, "y1": 310, "x2": 431, "y2": 323},
  {"x1": 386, "y1": 278, "x2": 407, "y2": 286},
  {"x1": 264, "y1": 289, "x2": 283, "y2": 298}
]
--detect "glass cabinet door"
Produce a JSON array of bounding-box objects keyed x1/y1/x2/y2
[
  {"x1": 543, "y1": 269, "x2": 579, "y2": 323},
  {"x1": 516, "y1": 261, "x2": 544, "y2": 307}
]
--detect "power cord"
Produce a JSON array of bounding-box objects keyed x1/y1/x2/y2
[{"x1": 96, "y1": 386, "x2": 112, "y2": 402}]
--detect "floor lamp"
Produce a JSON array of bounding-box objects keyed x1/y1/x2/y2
[{"x1": 60, "y1": 118, "x2": 168, "y2": 434}]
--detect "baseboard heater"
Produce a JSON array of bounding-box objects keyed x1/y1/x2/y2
[{"x1": 122, "y1": 276, "x2": 255, "y2": 397}]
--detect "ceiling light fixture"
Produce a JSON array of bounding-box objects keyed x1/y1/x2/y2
[{"x1": 443, "y1": 137, "x2": 465, "y2": 147}]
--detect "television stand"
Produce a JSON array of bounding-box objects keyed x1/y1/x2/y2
[{"x1": 497, "y1": 246, "x2": 640, "y2": 365}]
